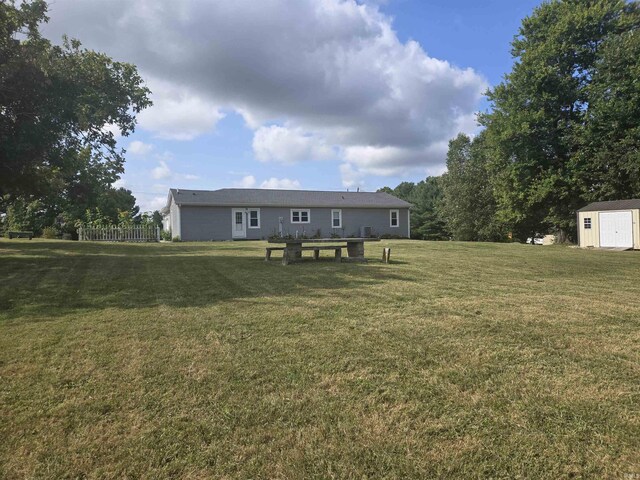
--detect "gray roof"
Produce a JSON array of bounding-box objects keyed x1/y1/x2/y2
[
  {"x1": 578, "y1": 199, "x2": 640, "y2": 212},
  {"x1": 169, "y1": 188, "x2": 412, "y2": 209}
]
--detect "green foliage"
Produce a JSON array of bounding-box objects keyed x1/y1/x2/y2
[
  {"x1": 152, "y1": 210, "x2": 163, "y2": 228},
  {"x1": 41, "y1": 226, "x2": 58, "y2": 239},
  {"x1": 439, "y1": 133, "x2": 505, "y2": 242},
  {"x1": 4, "y1": 197, "x2": 44, "y2": 233},
  {"x1": 0, "y1": 0, "x2": 150, "y2": 234},
  {"x1": 0, "y1": 1, "x2": 151, "y2": 199},
  {"x1": 480, "y1": 0, "x2": 640, "y2": 239},
  {"x1": 160, "y1": 229, "x2": 172, "y2": 241}
]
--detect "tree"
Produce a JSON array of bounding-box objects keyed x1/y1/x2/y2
[
  {"x1": 409, "y1": 177, "x2": 448, "y2": 240},
  {"x1": 480, "y1": 0, "x2": 640, "y2": 240},
  {"x1": 378, "y1": 178, "x2": 448, "y2": 240},
  {"x1": 575, "y1": 19, "x2": 640, "y2": 201},
  {"x1": 0, "y1": 0, "x2": 150, "y2": 202},
  {"x1": 439, "y1": 133, "x2": 503, "y2": 241}
]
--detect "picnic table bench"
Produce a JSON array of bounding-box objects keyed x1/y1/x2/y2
[
  {"x1": 7, "y1": 231, "x2": 33, "y2": 240},
  {"x1": 267, "y1": 238, "x2": 380, "y2": 265}
]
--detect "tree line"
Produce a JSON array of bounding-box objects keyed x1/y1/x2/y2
[{"x1": 381, "y1": 0, "x2": 640, "y2": 242}]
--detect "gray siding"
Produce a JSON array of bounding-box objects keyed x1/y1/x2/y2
[{"x1": 179, "y1": 206, "x2": 410, "y2": 241}]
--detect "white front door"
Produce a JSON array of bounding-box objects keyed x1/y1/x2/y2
[
  {"x1": 599, "y1": 211, "x2": 633, "y2": 248},
  {"x1": 231, "y1": 208, "x2": 246, "y2": 239}
]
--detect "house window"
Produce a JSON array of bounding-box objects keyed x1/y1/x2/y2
[
  {"x1": 390, "y1": 209, "x2": 399, "y2": 228},
  {"x1": 331, "y1": 209, "x2": 342, "y2": 228},
  {"x1": 584, "y1": 217, "x2": 592, "y2": 229},
  {"x1": 291, "y1": 209, "x2": 310, "y2": 224},
  {"x1": 249, "y1": 209, "x2": 260, "y2": 228}
]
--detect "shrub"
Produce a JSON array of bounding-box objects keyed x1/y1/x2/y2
[
  {"x1": 42, "y1": 226, "x2": 59, "y2": 239},
  {"x1": 172, "y1": 235, "x2": 181, "y2": 242}
]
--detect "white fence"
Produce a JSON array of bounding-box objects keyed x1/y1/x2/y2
[{"x1": 78, "y1": 225, "x2": 160, "y2": 242}]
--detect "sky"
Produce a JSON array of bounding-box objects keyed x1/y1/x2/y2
[{"x1": 41, "y1": 0, "x2": 541, "y2": 212}]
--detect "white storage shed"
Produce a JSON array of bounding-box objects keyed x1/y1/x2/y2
[{"x1": 577, "y1": 199, "x2": 640, "y2": 250}]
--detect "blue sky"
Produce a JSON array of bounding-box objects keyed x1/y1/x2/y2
[{"x1": 43, "y1": 0, "x2": 542, "y2": 212}]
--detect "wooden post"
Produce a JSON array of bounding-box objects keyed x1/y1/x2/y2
[
  {"x1": 382, "y1": 247, "x2": 391, "y2": 264},
  {"x1": 313, "y1": 248, "x2": 320, "y2": 260},
  {"x1": 335, "y1": 248, "x2": 342, "y2": 262}
]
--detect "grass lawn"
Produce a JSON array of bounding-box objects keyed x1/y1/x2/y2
[{"x1": 1, "y1": 239, "x2": 639, "y2": 479}]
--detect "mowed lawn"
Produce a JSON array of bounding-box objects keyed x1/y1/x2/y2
[{"x1": 0, "y1": 239, "x2": 638, "y2": 479}]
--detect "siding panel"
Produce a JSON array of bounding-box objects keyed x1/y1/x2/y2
[{"x1": 179, "y1": 206, "x2": 410, "y2": 241}]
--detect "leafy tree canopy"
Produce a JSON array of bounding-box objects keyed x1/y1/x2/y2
[
  {"x1": 0, "y1": 0, "x2": 151, "y2": 234},
  {"x1": 480, "y1": 0, "x2": 640, "y2": 238}
]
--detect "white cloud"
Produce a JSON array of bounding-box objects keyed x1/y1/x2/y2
[
  {"x1": 260, "y1": 177, "x2": 301, "y2": 189},
  {"x1": 149, "y1": 196, "x2": 167, "y2": 211},
  {"x1": 151, "y1": 160, "x2": 171, "y2": 180},
  {"x1": 43, "y1": 0, "x2": 487, "y2": 177},
  {"x1": 339, "y1": 163, "x2": 365, "y2": 189},
  {"x1": 113, "y1": 178, "x2": 127, "y2": 189},
  {"x1": 253, "y1": 125, "x2": 335, "y2": 164},
  {"x1": 128, "y1": 140, "x2": 154, "y2": 155},
  {"x1": 136, "y1": 78, "x2": 225, "y2": 141},
  {"x1": 235, "y1": 175, "x2": 256, "y2": 188},
  {"x1": 102, "y1": 123, "x2": 123, "y2": 141}
]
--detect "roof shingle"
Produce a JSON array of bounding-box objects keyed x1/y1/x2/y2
[
  {"x1": 169, "y1": 188, "x2": 412, "y2": 209},
  {"x1": 577, "y1": 199, "x2": 640, "y2": 212}
]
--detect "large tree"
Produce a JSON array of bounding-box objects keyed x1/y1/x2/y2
[
  {"x1": 480, "y1": 0, "x2": 640, "y2": 240},
  {"x1": 0, "y1": 0, "x2": 150, "y2": 204},
  {"x1": 439, "y1": 133, "x2": 503, "y2": 241}
]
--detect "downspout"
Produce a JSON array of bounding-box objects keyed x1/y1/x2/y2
[{"x1": 175, "y1": 203, "x2": 182, "y2": 239}]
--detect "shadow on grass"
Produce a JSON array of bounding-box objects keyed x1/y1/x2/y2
[{"x1": 0, "y1": 242, "x2": 407, "y2": 321}]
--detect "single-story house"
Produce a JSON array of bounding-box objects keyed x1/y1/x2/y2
[
  {"x1": 577, "y1": 199, "x2": 640, "y2": 249},
  {"x1": 163, "y1": 188, "x2": 412, "y2": 241}
]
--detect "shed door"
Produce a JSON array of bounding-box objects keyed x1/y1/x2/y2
[{"x1": 599, "y1": 211, "x2": 633, "y2": 248}]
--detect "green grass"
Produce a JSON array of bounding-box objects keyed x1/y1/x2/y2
[{"x1": 1, "y1": 239, "x2": 639, "y2": 479}]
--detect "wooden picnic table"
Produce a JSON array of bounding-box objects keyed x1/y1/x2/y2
[{"x1": 267, "y1": 237, "x2": 380, "y2": 265}]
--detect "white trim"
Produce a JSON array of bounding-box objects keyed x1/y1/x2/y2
[
  {"x1": 248, "y1": 208, "x2": 261, "y2": 229},
  {"x1": 290, "y1": 208, "x2": 311, "y2": 224},
  {"x1": 390, "y1": 209, "x2": 399, "y2": 228},
  {"x1": 331, "y1": 209, "x2": 342, "y2": 229},
  {"x1": 231, "y1": 208, "x2": 247, "y2": 238}
]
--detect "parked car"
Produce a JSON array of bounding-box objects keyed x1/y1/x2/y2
[{"x1": 526, "y1": 235, "x2": 544, "y2": 245}]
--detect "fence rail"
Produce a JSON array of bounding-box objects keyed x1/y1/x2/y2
[{"x1": 78, "y1": 225, "x2": 160, "y2": 242}]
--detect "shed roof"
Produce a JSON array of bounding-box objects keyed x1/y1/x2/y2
[
  {"x1": 168, "y1": 188, "x2": 412, "y2": 209},
  {"x1": 577, "y1": 199, "x2": 640, "y2": 212}
]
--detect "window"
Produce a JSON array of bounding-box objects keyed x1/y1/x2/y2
[
  {"x1": 390, "y1": 209, "x2": 399, "y2": 228},
  {"x1": 584, "y1": 217, "x2": 592, "y2": 229},
  {"x1": 291, "y1": 209, "x2": 310, "y2": 224},
  {"x1": 249, "y1": 209, "x2": 260, "y2": 228},
  {"x1": 331, "y1": 209, "x2": 342, "y2": 228}
]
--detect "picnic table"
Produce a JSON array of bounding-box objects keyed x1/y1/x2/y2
[{"x1": 267, "y1": 237, "x2": 380, "y2": 265}]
